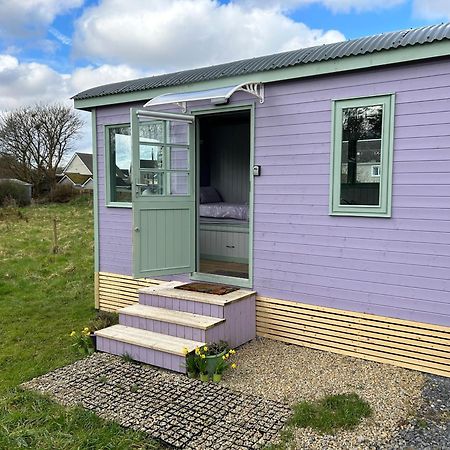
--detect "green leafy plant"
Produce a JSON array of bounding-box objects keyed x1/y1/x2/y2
[
  {"x1": 214, "y1": 349, "x2": 237, "y2": 375},
  {"x1": 194, "y1": 346, "x2": 208, "y2": 376},
  {"x1": 204, "y1": 340, "x2": 229, "y2": 356},
  {"x1": 182, "y1": 348, "x2": 198, "y2": 376},
  {"x1": 69, "y1": 327, "x2": 94, "y2": 355}
]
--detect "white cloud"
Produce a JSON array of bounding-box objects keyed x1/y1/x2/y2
[
  {"x1": 237, "y1": 0, "x2": 406, "y2": 13},
  {"x1": 0, "y1": 0, "x2": 83, "y2": 39},
  {"x1": 73, "y1": 0, "x2": 345, "y2": 72},
  {"x1": 413, "y1": 0, "x2": 450, "y2": 20},
  {"x1": 0, "y1": 55, "x2": 142, "y2": 110}
]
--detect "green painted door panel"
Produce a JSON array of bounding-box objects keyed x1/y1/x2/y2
[{"x1": 131, "y1": 108, "x2": 195, "y2": 278}]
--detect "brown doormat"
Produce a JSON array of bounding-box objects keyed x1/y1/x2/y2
[{"x1": 175, "y1": 282, "x2": 238, "y2": 295}]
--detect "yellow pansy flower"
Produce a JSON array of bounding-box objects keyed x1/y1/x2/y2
[
  {"x1": 70, "y1": 331, "x2": 76, "y2": 337},
  {"x1": 222, "y1": 355, "x2": 226, "y2": 360},
  {"x1": 203, "y1": 346, "x2": 208, "y2": 352},
  {"x1": 182, "y1": 346, "x2": 189, "y2": 355},
  {"x1": 195, "y1": 347, "x2": 200, "y2": 355},
  {"x1": 231, "y1": 363, "x2": 237, "y2": 369},
  {"x1": 229, "y1": 349, "x2": 236, "y2": 355},
  {"x1": 200, "y1": 354, "x2": 206, "y2": 359}
]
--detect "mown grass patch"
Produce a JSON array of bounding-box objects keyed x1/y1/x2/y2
[
  {"x1": 0, "y1": 196, "x2": 163, "y2": 449},
  {"x1": 290, "y1": 393, "x2": 372, "y2": 434},
  {"x1": 267, "y1": 393, "x2": 372, "y2": 449}
]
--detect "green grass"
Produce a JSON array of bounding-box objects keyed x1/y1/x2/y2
[
  {"x1": 290, "y1": 393, "x2": 372, "y2": 434},
  {"x1": 0, "y1": 196, "x2": 162, "y2": 449},
  {"x1": 266, "y1": 394, "x2": 372, "y2": 450}
]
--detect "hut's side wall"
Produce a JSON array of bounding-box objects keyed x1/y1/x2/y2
[
  {"x1": 253, "y1": 58, "x2": 450, "y2": 328},
  {"x1": 95, "y1": 58, "x2": 450, "y2": 330}
]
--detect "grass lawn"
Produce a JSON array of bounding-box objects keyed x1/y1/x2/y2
[{"x1": 0, "y1": 196, "x2": 161, "y2": 449}]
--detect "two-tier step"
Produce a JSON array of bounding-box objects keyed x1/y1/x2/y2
[{"x1": 95, "y1": 281, "x2": 256, "y2": 373}]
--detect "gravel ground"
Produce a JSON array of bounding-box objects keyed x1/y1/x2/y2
[
  {"x1": 21, "y1": 338, "x2": 450, "y2": 449},
  {"x1": 221, "y1": 337, "x2": 425, "y2": 449},
  {"x1": 22, "y1": 352, "x2": 290, "y2": 450},
  {"x1": 385, "y1": 374, "x2": 450, "y2": 450}
]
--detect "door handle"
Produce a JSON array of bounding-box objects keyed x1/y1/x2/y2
[
  {"x1": 135, "y1": 183, "x2": 148, "y2": 187},
  {"x1": 134, "y1": 227, "x2": 140, "y2": 232}
]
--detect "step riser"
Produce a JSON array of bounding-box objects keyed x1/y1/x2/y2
[
  {"x1": 96, "y1": 336, "x2": 186, "y2": 373},
  {"x1": 120, "y1": 313, "x2": 227, "y2": 342},
  {"x1": 139, "y1": 293, "x2": 224, "y2": 318}
]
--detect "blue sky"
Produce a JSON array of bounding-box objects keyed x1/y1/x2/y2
[{"x1": 0, "y1": 0, "x2": 449, "y2": 153}]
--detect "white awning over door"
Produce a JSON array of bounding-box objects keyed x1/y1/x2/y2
[{"x1": 143, "y1": 82, "x2": 264, "y2": 112}]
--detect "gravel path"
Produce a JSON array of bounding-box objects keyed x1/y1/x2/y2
[
  {"x1": 385, "y1": 374, "x2": 450, "y2": 450},
  {"x1": 221, "y1": 337, "x2": 425, "y2": 449},
  {"x1": 22, "y1": 352, "x2": 290, "y2": 450}
]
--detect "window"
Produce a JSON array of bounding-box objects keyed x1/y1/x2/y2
[
  {"x1": 106, "y1": 125, "x2": 132, "y2": 204},
  {"x1": 371, "y1": 165, "x2": 380, "y2": 177},
  {"x1": 330, "y1": 94, "x2": 394, "y2": 217}
]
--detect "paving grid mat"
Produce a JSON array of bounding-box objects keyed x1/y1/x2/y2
[{"x1": 22, "y1": 353, "x2": 291, "y2": 449}]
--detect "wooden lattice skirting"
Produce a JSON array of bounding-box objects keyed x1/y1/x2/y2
[
  {"x1": 257, "y1": 296, "x2": 450, "y2": 378},
  {"x1": 96, "y1": 271, "x2": 450, "y2": 377}
]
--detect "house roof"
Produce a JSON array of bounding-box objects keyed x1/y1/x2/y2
[
  {"x1": 76, "y1": 153, "x2": 93, "y2": 172},
  {"x1": 0, "y1": 178, "x2": 32, "y2": 186},
  {"x1": 61, "y1": 173, "x2": 92, "y2": 185},
  {"x1": 73, "y1": 22, "x2": 450, "y2": 103},
  {"x1": 63, "y1": 152, "x2": 93, "y2": 174}
]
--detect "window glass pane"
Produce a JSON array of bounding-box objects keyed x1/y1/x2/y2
[
  {"x1": 340, "y1": 105, "x2": 382, "y2": 206},
  {"x1": 170, "y1": 147, "x2": 189, "y2": 170},
  {"x1": 139, "y1": 171, "x2": 164, "y2": 196},
  {"x1": 170, "y1": 172, "x2": 189, "y2": 195},
  {"x1": 139, "y1": 121, "x2": 164, "y2": 143},
  {"x1": 167, "y1": 121, "x2": 189, "y2": 145},
  {"x1": 109, "y1": 125, "x2": 131, "y2": 202}
]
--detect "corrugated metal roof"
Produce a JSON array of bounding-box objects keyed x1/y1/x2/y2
[{"x1": 73, "y1": 22, "x2": 450, "y2": 101}]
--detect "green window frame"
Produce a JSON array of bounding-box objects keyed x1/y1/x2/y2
[
  {"x1": 329, "y1": 94, "x2": 395, "y2": 217},
  {"x1": 105, "y1": 123, "x2": 132, "y2": 208}
]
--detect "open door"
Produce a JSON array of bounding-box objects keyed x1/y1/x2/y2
[{"x1": 131, "y1": 108, "x2": 195, "y2": 278}]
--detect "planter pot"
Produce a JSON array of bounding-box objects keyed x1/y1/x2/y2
[
  {"x1": 205, "y1": 349, "x2": 227, "y2": 376},
  {"x1": 187, "y1": 371, "x2": 197, "y2": 379},
  {"x1": 212, "y1": 373, "x2": 222, "y2": 383},
  {"x1": 199, "y1": 373, "x2": 209, "y2": 382},
  {"x1": 89, "y1": 333, "x2": 97, "y2": 351}
]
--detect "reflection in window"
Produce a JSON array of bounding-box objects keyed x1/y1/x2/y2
[
  {"x1": 108, "y1": 125, "x2": 132, "y2": 203},
  {"x1": 340, "y1": 105, "x2": 382, "y2": 206}
]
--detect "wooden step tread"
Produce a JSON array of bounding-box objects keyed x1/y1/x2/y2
[
  {"x1": 120, "y1": 304, "x2": 225, "y2": 330},
  {"x1": 95, "y1": 325, "x2": 205, "y2": 356},
  {"x1": 139, "y1": 281, "x2": 255, "y2": 306}
]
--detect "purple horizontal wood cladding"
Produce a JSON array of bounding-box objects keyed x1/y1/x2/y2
[
  {"x1": 95, "y1": 58, "x2": 450, "y2": 327},
  {"x1": 139, "y1": 293, "x2": 224, "y2": 318},
  {"x1": 222, "y1": 296, "x2": 256, "y2": 349},
  {"x1": 96, "y1": 336, "x2": 185, "y2": 372},
  {"x1": 119, "y1": 312, "x2": 226, "y2": 342}
]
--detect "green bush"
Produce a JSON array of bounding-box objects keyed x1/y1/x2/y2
[{"x1": 0, "y1": 181, "x2": 30, "y2": 207}]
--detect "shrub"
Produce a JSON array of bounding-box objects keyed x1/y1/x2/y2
[
  {"x1": 0, "y1": 181, "x2": 30, "y2": 206},
  {"x1": 88, "y1": 311, "x2": 119, "y2": 332},
  {"x1": 48, "y1": 184, "x2": 78, "y2": 203}
]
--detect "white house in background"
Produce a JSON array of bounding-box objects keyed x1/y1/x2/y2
[{"x1": 59, "y1": 152, "x2": 93, "y2": 190}]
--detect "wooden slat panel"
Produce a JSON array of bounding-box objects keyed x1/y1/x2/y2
[
  {"x1": 97, "y1": 272, "x2": 161, "y2": 311},
  {"x1": 256, "y1": 296, "x2": 450, "y2": 378}
]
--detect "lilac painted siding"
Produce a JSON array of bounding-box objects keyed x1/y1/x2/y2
[{"x1": 96, "y1": 58, "x2": 450, "y2": 327}]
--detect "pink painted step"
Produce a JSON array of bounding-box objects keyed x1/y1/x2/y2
[
  {"x1": 119, "y1": 304, "x2": 226, "y2": 342},
  {"x1": 95, "y1": 325, "x2": 204, "y2": 373}
]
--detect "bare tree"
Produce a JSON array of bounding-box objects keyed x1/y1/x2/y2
[{"x1": 0, "y1": 104, "x2": 84, "y2": 194}]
